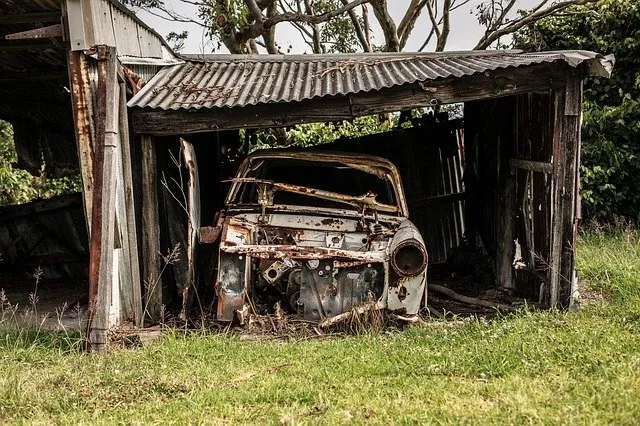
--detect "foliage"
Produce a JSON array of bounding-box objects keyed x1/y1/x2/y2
[
  {"x1": 0, "y1": 230, "x2": 639, "y2": 423},
  {"x1": 0, "y1": 121, "x2": 81, "y2": 207},
  {"x1": 514, "y1": 0, "x2": 640, "y2": 221},
  {"x1": 166, "y1": 30, "x2": 189, "y2": 52},
  {"x1": 244, "y1": 114, "x2": 399, "y2": 151}
]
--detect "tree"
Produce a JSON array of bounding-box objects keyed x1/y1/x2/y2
[
  {"x1": 514, "y1": 0, "x2": 640, "y2": 221},
  {"x1": 126, "y1": 0, "x2": 595, "y2": 54}
]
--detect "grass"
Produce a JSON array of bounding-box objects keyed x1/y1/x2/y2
[{"x1": 1, "y1": 228, "x2": 639, "y2": 424}]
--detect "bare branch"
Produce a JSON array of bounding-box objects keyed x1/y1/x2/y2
[
  {"x1": 362, "y1": 4, "x2": 372, "y2": 51},
  {"x1": 398, "y1": 0, "x2": 428, "y2": 50},
  {"x1": 437, "y1": 0, "x2": 452, "y2": 51},
  {"x1": 474, "y1": 0, "x2": 596, "y2": 50},
  {"x1": 425, "y1": 0, "x2": 442, "y2": 43},
  {"x1": 302, "y1": 0, "x2": 323, "y2": 53},
  {"x1": 370, "y1": 0, "x2": 400, "y2": 51},
  {"x1": 265, "y1": 0, "x2": 372, "y2": 27},
  {"x1": 340, "y1": 0, "x2": 372, "y2": 52}
]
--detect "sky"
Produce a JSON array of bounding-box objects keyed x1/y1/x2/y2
[{"x1": 133, "y1": 0, "x2": 541, "y2": 55}]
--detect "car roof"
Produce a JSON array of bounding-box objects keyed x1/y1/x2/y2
[{"x1": 244, "y1": 149, "x2": 399, "y2": 170}]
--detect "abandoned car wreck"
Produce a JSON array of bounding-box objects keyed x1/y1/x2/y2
[
  {"x1": 0, "y1": 0, "x2": 615, "y2": 350},
  {"x1": 205, "y1": 151, "x2": 428, "y2": 321}
]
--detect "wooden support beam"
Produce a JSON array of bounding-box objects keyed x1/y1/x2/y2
[
  {"x1": 141, "y1": 134, "x2": 163, "y2": 323},
  {"x1": 0, "y1": 70, "x2": 68, "y2": 83},
  {"x1": 559, "y1": 71, "x2": 582, "y2": 308},
  {"x1": 118, "y1": 82, "x2": 143, "y2": 327},
  {"x1": 0, "y1": 39, "x2": 59, "y2": 50},
  {"x1": 549, "y1": 71, "x2": 582, "y2": 309},
  {"x1": 0, "y1": 11, "x2": 61, "y2": 24},
  {"x1": 87, "y1": 45, "x2": 119, "y2": 352},
  {"x1": 496, "y1": 97, "x2": 517, "y2": 292},
  {"x1": 5, "y1": 24, "x2": 63, "y2": 40},
  {"x1": 0, "y1": 193, "x2": 82, "y2": 221},
  {"x1": 510, "y1": 158, "x2": 552, "y2": 174},
  {"x1": 179, "y1": 138, "x2": 200, "y2": 321},
  {"x1": 131, "y1": 63, "x2": 568, "y2": 135}
]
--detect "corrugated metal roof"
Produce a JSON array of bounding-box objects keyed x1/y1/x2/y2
[{"x1": 128, "y1": 50, "x2": 614, "y2": 110}]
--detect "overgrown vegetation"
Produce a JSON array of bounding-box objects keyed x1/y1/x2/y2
[
  {"x1": 0, "y1": 121, "x2": 81, "y2": 207},
  {"x1": 0, "y1": 228, "x2": 638, "y2": 423},
  {"x1": 514, "y1": 0, "x2": 640, "y2": 222}
]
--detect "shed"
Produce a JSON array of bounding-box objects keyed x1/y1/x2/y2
[{"x1": 0, "y1": 0, "x2": 614, "y2": 350}]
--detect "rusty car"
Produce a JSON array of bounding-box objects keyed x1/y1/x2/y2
[{"x1": 211, "y1": 150, "x2": 428, "y2": 322}]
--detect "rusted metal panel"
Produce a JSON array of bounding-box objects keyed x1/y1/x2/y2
[
  {"x1": 213, "y1": 151, "x2": 427, "y2": 321},
  {"x1": 128, "y1": 50, "x2": 613, "y2": 111}
]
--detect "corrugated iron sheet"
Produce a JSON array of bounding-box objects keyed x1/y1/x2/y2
[{"x1": 128, "y1": 50, "x2": 614, "y2": 110}]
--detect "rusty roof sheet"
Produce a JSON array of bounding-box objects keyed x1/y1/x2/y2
[{"x1": 128, "y1": 50, "x2": 614, "y2": 110}]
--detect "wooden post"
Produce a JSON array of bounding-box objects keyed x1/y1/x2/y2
[
  {"x1": 67, "y1": 50, "x2": 94, "y2": 232},
  {"x1": 118, "y1": 83, "x2": 143, "y2": 327},
  {"x1": 87, "y1": 45, "x2": 119, "y2": 352},
  {"x1": 179, "y1": 138, "x2": 200, "y2": 321},
  {"x1": 496, "y1": 98, "x2": 517, "y2": 292},
  {"x1": 141, "y1": 134, "x2": 163, "y2": 322},
  {"x1": 549, "y1": 70, "x2": 582, "y2": 308},
  {"x1": 559, "y1": 71, "x2": 582, "y2": 307}
]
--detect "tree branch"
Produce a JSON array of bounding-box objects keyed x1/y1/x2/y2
[
  {"x1": 265, "y1": 0, "x2": 372, "y2": 27},
  {"x1": 340, "y1": 0, "x2": 372, "y2": 52},
  {"x1": 437, "y1": 0, "x2": 451, "y2": 51},
  {"x1": 398, "y1": 0, "x2": 428, "y2": 50},
  {"x1": 370, "y1": 0, "x2": 400, "y2": 51},
  {"x1": 474, "y1": 0, "x2": 596, "y2": 49}
]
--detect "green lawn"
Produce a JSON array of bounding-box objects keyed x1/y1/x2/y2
[{"x1": 1, "y1": 228, "x2": 639, "y2": 424}]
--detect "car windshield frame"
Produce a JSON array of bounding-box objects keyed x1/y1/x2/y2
[{"x1": 225, "y1": 152, "x2": 409, "y2": 217}]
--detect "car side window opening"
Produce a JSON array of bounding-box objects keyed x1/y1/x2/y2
[{"x1": 234, "y1": 158, "x2": 397, "y2": 209}]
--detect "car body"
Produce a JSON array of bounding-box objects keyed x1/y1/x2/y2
[{"x1": 212, "y1": 150, "x2": 428, "y2": 322}]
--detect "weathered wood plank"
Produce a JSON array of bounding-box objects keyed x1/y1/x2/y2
[
  {"x1": 131, "y1": 63, "x2": 569, "y2": 135},
  {"x1": 141, "y1": 134, "x2": 163, "y2": 322},
  {"x1": 496, "y1": 97, "x2": 517, "y2": 292},
  {"x1": 560, "y1": 72, "x2": 582, "y2": 308},
  {"x1": 0, "y1": 194, "x2": 82, "y2": 221},
  {"x1": 510, "y1": 158, "x2": 552, "y2": 174},
  {"x1": 179, "y1": 138, "x2": 200, "y2": 321},
  {"x1": 0, "y1": 11, "x2": 61, "y2": 24},
  {"x1": 118, "y1": 83, "x2": 143, "y2": 326}
]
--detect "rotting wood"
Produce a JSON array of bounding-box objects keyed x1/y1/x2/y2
[
  {"x1": 141, "y1": 134, "x2": 163, "y2": 323},
  {"x1": 87, "y1": 46, "x2": 119, "y2": 352},
  {"x1": 549, "y1": 86, "x2": 566, "y2": 309},
  {"x1": 118, "y1": 83, "x2": 143, "y2": 327},
  {"x1": 131, "y1": 63, "x2": 568, "y2": 135},
  {"x1": 428, "y1": 284, "x2": 515, "y2": 312},
  {"x1": 497, "y1": 98, "x2": 517, "y2": 292},
  {"x1": 179, "y1": 138, "x2": 201, "y2": 321},
  {"x1": 510, "y1": 158, "x2": 552, "y2": 174},
  {"x1": 0, "y1": 11, "x2": 61, "y2": 24},
  {"x1": 0, "y1": 194, "x2": 82, "y2": 222},
  {"x1": 5, "y1": 24, "x2": 63, "y2": 40},
  {"x1": 559, "y1": 71, "x2": 582, "y2": 307},
  {"x1": 67, "y1": 50, "x2": 94, "y2": 233},
  {"x1": 0, "y1": 39, "x2": 59, "y2": 50}
]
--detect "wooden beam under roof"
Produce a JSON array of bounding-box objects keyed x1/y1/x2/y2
[
  {"x1": 0, "y1": 70, "x2": 68, "y2": 82},
  {"x1": 0, "y1": 11, "x2": 61, "y2": 25},
  {"x1": 0, "y1": 39, "x2": 60, "y2": 51}
]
